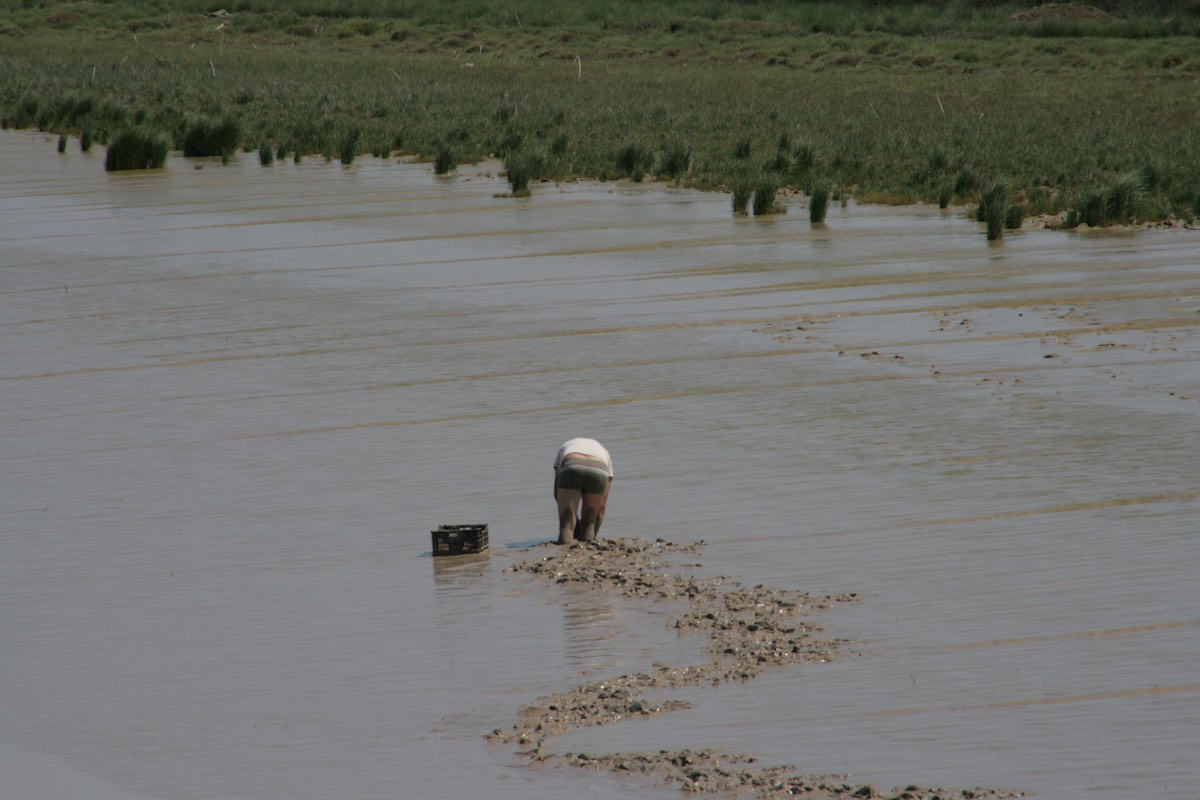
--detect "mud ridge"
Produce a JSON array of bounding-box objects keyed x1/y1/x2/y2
[{"x1": 491, "y1": 537, "x2": 1024, "y2": 799}]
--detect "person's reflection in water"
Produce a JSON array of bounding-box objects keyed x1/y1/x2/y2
[{"x1": 559, "y1": 583, "x2": 619, "y2": 675}]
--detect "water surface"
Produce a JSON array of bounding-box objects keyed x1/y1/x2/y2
[{"x1": 3, "y1": 130, "x2": 1198, "y2": 799}]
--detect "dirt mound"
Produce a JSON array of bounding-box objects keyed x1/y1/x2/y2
[{"x1": 1010, "y1": 3, "x2": 1110, "y2": 22}]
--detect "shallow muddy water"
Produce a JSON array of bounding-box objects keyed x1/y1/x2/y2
[{"x1": 3, "y1": 129, "x2": 1198, "y2": 799}]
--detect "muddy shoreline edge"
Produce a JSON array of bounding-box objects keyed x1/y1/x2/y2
[{"x1": 488, "y1": 538, "x2": 1025, "y2": 799}]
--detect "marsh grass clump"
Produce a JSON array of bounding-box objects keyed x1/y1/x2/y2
[
  {"x1": 290, "y1": 120, "x2": 326, "y2": 161},
  {"x1": 434, "y1": 144, "x2": 457, "y2": 175},
  {"x1": 752, "y1": 174, "x2": 784, "y2": 215},
  {"x1": 104, "y1": 127, "x2": 170, "y2": 171},
  {"x1": 810, "y1": 181, "x2": 832, "y2": 223},
  {"x1": 57, "y1": 134, "x2": 67, "y2": 153},
  {"x1": 182, "y1": 116, "x2": 242, "y2": 162},
  {"x1": 656, "y1": 140, "x2": 692, "y2": 181},
  {"x1": 339, "y1": 126, "x2": 361, "y2": 165},
  {"x1": 911, "y1": 148, "x2": 966, "y2": 208},
  {"x1": 731, "y1": 174, "x2": 754, "y2": 215},
  {"x1": 938, "y1": 182, "x2": 954, "y2": 209},
  {"x1": 977, "y1": 182, "x2": 1011, "y2": 240},
  {"x1": 80, "y1": 129, "x2": 93, "y2": 153},
  {"x1": 1106, "y1": 173, "x2": 1143, "y2": 221},
  {"x1": 258, "y1": 140, "x2": 274, "y2": 166},
  {"x1": 1067, "y1": 173, "x2": 1145, "y2": 227},
  {"x1": 504, "y1": 148, "x2": 545, "y2": 197},
  {"x1": 12, "y1": 98, "x2": 38, "y2": 130},
  {"x1": 1006, "y1": 202, "x2": 1026, "y2": 231},
  {"x1": 617, "y1": 142, "x2": 652, "y2": 182}
]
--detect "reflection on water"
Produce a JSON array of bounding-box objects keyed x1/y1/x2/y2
[
  {"x1": 2, "y1": 130, "x2": 1199, "y2": 799},
  {"x1": 560, "y1": 584, "x2": 619, "y2": 674}
]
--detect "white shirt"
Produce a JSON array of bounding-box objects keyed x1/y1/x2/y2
[{"x1": 554, "y1": 438, "x2": 614, "y2": 478}]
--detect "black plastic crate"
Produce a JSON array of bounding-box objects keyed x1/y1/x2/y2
[{"x1": 431, "y1": 523, "x2": 489, "y2": 556}]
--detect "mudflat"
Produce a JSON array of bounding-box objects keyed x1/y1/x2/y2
[{"x1": 497, "y1": 538, "x2": 1022, "y2": 799}]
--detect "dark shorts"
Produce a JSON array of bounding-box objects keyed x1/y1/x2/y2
[{"x1": 556, "y1": 455, "x2": 610, "y2": 494}]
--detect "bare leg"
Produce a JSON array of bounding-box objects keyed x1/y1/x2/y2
[
  {"x1": 556, "y1": 487, "x2": 581, "y2": 544},
  {"x1": 594, "y1": 483, "x2": 610, "y2": 537},
  {"x1": 558, "y1": 507, "x2": 577, "y2": 544},
  {"x1": 578, "y1": 506, "x2": 597, "y2": 542},
  {"x1": 583, "y1": 480, "x2": 612, "y2": 541},
  {"x1": 578, "y1": 482, "x2": 609, "y2": 542}
]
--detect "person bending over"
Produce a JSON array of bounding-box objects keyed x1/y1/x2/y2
[{"x1": 553, "y1": 438, "x2": 613, "y2": 545}]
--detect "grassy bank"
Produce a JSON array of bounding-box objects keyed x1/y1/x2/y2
[{"x1": 3, "y1": 0, "x2": 1199, "y2": 224}]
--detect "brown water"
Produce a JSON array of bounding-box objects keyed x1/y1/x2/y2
[{"x1": 3, "y1": 129, "x2": 1198, "y2": 799}]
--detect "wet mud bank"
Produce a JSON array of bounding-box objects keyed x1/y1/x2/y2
[{"x1": 492, "y1": 538, "x2": 1024, "y2": 800}]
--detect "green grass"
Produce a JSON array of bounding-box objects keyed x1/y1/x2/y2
[
  {"x1": 656, "y1": 139, "x2": 692, "y2": 182},
  {"x1": 104, "y1": 127, "x2": 170, "y2": 171},
  {"x1": 3, "y1": 1, "x2": 1199, "y2": 224},
  {"x1": 183, "y1": 116, "x2": 242, "y2": 161},
  {"x1": 810, "y1": 182, "x2": 831, "y2": 223},
  {"x1": 434, "y1": 144, "x2": 458, "y2": 175},
  {"x1": 1067, "y1": 173, "x2": 1147, "y2": 227},
  {"x1": 978, "y1": 182, "x2": 1011, "y2": 240},
  {"x1": 339, "y1": 126, "x2": 361, "y2": 165},
  {"x1": 731, "y1": 174, "x2": 754, "y2": 215},
  {"x1": 752, "y1": 174, "x2": 783, "y2": 216},
  {"x1": 504, "y1": 148, "x2": 545, "y2": 197},
  {"x1": 617, "y1": 142, "x2": 653, "y2": 182}
]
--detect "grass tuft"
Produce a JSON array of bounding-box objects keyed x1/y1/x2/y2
[
  {"x1": 104, "y1": 128, "x2": 170, "y2": 171},
  {"x1": 1006, "y1": 202, "x2": 1026, "y2": 230},
  {"x1": 434, "y1": 144, "x2": 458, "y2": 175},
  {"x1": 978, "y1": 182, "x2": 1011, "y2": 240},
  {"x1": 617, "y1": 142, "x2": 652, "y2": 182},
  {"x1": 1068, "y1": 173, "x2": 1145, "y2": 227},
  {"x1": 938, "y1": 182, "x2": 953, "y2": 209},
  {"x1": 258, "y1": 140, "x2": 274, "y2": 166},
  {"x1": 339, "y1": 126, "x2": 361, "y2": 165},
  {"x1": 505, "y1": 148, "x2": 545, "y2": 197},
  {"x1": 731, "y1": 175, "x2": 754, "y2": 215},
  {"x1": 183, "y1": 116, "x2": 242, "y2": 161},
  {"x1": 752, "y1": 174, "x2": 783, "y2": 215},
  {"x1": 810, "y1": 181, "x2": 832, "y2": 223},
  {"x1": 656, "y1": 140, "x2": 692, "y2": 181}
]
